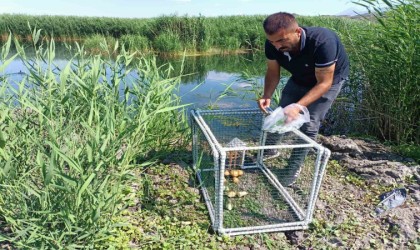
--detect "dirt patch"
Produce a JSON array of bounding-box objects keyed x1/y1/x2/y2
[{"x1": 304, "y1": 135, "x2": 420, "y2": 248}]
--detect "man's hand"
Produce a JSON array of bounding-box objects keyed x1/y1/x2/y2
[
  {"x1": 259, "y1": 59, "x2": 280, "y2": 114},
  {"x1": 283, "y1": 103, "x2": 304, "y2": 124},
  {"x1": 258, "y1": 97, "x2": 271, "y2": 113}
]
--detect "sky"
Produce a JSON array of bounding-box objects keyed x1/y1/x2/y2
[{"x1": 0, "y1": 0, "x2": 365, "y2": 18}]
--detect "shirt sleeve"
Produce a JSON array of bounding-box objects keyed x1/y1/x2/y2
[{"x1": 314, "y1": 37, "x2": 338, "y2": 68}]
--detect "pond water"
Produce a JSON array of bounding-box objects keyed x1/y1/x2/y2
[{"x1": 3, "y1": 48, "x2": 271, "y2": 110}]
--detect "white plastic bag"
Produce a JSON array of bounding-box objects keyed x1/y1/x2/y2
[{"x1": 262, "y1": 104, "x2": 310, "y2": 133}]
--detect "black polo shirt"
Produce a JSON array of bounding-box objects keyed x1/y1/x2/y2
[{"x1": 265, "y1": 26, "x2": 350, "y2": 87}]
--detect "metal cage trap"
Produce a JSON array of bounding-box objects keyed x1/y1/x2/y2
[{"x1": 191, "y1": 108, "x2": 331, "y2": 236}]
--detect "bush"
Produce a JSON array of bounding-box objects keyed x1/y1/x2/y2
[
  {"x1": 0, "y1": 30, "x2": 188, "y2": 248},
  {"x1": 83, "y1": 34, "x2": 117, "y2": 52},
  {"x1": 153, "y1": 31, "x2": 182, "y2": 53},
  {"x1": 350, "y1": 0, "x2": 419, "y2": 143},
  {"x1": 120, "y1": 34, "x2": 150, "y2": 51}
]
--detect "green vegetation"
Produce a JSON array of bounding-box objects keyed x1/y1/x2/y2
[
  {"x1": 0, "y1": 14, "x2": 364, "y2": 55},
  {"x1": 391, "y1": 143, "x2": 420, "y2": 163},
  {"x1": 0, "y1": 0, "x2": 418, "y2": 248},
  {"x1": 0, "y1": 14, "x2": 264, "y2": 54},
  {"x1": 0, "y1": 33, "x2": 189, "y2": 248},
  {"x1": 348, "y1": 0, "x2": 419, "y2": 144}
]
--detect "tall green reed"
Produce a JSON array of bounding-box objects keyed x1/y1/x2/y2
[
  {"x1": 0, "y1": 14, "x2": 267, "y2": 55},
  {"x1": 349, "y1": 0, "x2": 419, "y2": 143},
  {"x1": 119, "y1": 34, "x2": 150, "y2": 52},
  {"x1": 0, "y1": 28, "x2": 189, "y2": 248}
]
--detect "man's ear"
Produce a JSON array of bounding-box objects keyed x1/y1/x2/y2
[{"x1": 295, "y1": 27, "x2": 301, "y2": 36}]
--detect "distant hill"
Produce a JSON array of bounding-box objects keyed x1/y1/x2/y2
[
  {"x1": 336, "y1": 8, "x2": 363, "y2": 16},
  {"x1": 335, "y1": 7, "x2": 380, "y2": 21},
  {"x1": 337, "y1": 5, "x2": 393, "y2": 20}
]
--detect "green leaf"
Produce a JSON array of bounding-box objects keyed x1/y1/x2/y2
[
  {"x1": 86, "y1": 144, "x2": 93, "y2": 163},
  {"x1": 48, "y1": 38, "x2": 55, "y2": 63},
  {"x1": 0, "y1": 148, "x2": 8, "y2": 161},
  {"x1": 156, "y1": 103, "x2": 191, "y2": 114},
  {"x1": 100, "y1": 135, "x2": 110, "y2": 153},
  {"x1": 57, "y1": 172, "x2": 78, "y2": 187},
  {"x1": 46, "y1": 141, "x2": 82, "y2": 173},
  {"x1": 0, "y1": 130, "x2": 5, "y2": 148},
  {"x1": 60, "y1": 60, "x2": 72, "y2": 90},
  {"x1": 2, "y1": 160, "x2": 12, "y2": 175},
  {"x1": 1, "y1": 32, "x2": 12, "y2": 60},
  {"x1": 21, "y1": 183, "x2": 40, "y2": 199},
  {"x1": 45, "y1": 151, "x2": 56, "y2": 185},
  {"x1": 77, "y1": 173, "x2": 96, "y2": 207},
  {"x1": 382, "y1": 0, "x2": 393, "y2": 8},
  {"x1": 32, "y1": 26, "x2": 42, "y2": 45},
  {"x1": 113, "y1": 40, "x2": 119, "y2": 53}
]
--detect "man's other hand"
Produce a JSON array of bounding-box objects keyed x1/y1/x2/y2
[{"x1": 258, "y1": 98, "x2": 271, "y2": 113}]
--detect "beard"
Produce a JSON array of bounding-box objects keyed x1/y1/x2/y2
[
  {"x1": 278, "y1": 43, "x2": 298, "y2": 53},
  {"x1": 277, "y1": 46, "x2": 290, "y2": 52}
]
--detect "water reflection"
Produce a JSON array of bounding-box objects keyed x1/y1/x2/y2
[{"x1": 3, "y1": 44, "x2": 268, "y2": 110}]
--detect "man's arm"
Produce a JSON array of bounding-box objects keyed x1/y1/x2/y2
[
  {"x1": 258, "y1": 59, "x2": 281, "y2": 112},
  {"x1": 297, "y1": 63, "x2": 335, "y2": 107},
  {"x1": 284, "y1": 63, "x2": 335, "y2": 121}
]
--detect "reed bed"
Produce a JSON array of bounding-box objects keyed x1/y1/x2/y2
[
  {"x1": 0, "y1": 31, "x2": 189, "y2": 248},
  {"x1": 0, "y1": 14, "x2": 266, "y2": 53},
  {"x1": 0, "y1": 13, "x2": 365, "y2": 54},
  {"x1": 347, "y1": 0, "x2": 419, "y2": 143}
]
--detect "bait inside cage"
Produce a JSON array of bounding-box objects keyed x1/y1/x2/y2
[{"x1": 191, "y1": 108, "x2": 330, "y2": 236}]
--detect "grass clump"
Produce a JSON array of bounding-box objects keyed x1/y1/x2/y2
[
  {"x1": 0, "y1": 29, "x2": 189, "y2": 248},
  {"x1": 83, "y1": 34, "x2": 117, "y2": 53},
  {"x1": 350, "y1": 0, "x2": 419, "y2": 144},
  {"x1": 119, "y1": 34, "x2": 150, "y2": 52},
  {"x1": 153, "y1": 31, "x2": 183, "y2": 53}
]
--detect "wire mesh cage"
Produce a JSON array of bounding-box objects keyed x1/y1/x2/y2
[{"x1": 191, "y1": 108, "x2": 331, "y2": 236}]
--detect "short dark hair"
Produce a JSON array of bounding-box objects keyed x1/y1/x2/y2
[{"x1": 263, "y1": 12, "x2": 298, "y2": 35}]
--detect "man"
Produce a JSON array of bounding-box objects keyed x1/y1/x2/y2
[{"x1": 258, "y1": 12, "x2": 349, "y2": 186}]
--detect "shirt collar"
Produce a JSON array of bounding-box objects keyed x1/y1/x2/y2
[{"x1": 299, "y1": 27, "x2": 306, "y2": 51}]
